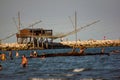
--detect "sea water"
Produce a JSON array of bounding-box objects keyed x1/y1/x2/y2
[{"x1": 0, "y1": 47, "x2": 120, "y2": 80}]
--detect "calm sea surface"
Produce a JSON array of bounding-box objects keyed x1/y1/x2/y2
[{"x1": 0, "y1": 47, "x2": 120, "y2": 80}]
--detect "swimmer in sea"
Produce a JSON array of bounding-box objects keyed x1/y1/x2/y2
[
  {"x1": 33, "y1": 51, "x2": 38, "y2": 57},
  {"x1": 1, "y1": 53, "x2": 6, "y2": 61},
  {"x1": 0, "y1": 64, "x2": 2, "y2": 70},
  {"x1": 101, "y1": 48, "x2": 105, "y2": 53},
  {"x1": 21, "y1": 54, "x2": 28, "y2": 68},
  {"x1": 9, "y1": 51, "x2": 13, "y2": 60},
  {"x1": 79, "y1": 45, "x2": 86, "y2": 54},
  {"x1": 16, "y1": 51, "x2": 19, "y2": 58}
]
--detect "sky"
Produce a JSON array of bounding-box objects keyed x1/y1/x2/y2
[{"x1": 0, "y1": 0, "x2": 120, "y2": 43}]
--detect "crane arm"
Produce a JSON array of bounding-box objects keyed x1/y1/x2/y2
[
  {"x1": 0, "y1": 20, "x2": 42, "y2": 42},
  {"x1": 27, "y1": 20, "x2": 42, "y2": 28},
  {"x1": 52, "y1": 20, "x2": 100, "y2": 39}
]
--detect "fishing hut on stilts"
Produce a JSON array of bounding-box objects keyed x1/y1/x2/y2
[
  {"x1": 0, "y1": 11, "x2": 100, "y2": 50},
  {"x1": 16, "y1": 28, "x2": 53, "y2": 49},
  {"x1": 15, "y1": 12, "x2": 53, "y2": 49}
]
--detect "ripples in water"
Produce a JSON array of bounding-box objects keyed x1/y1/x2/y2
[{"x1": 0, "y1": 47, "x2": 120, "y2": 80}]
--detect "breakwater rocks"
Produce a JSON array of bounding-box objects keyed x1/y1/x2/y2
[
  {"x1": 60, "y1": 40, "x2": 120, "y2": 48},
  {"x1": 0, "y1": 43, "x2": 28, "y2": 51},
  {"x1": 0, "y1": 40, "x2": 120, "y2": 51}
]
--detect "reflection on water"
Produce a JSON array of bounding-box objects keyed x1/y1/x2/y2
[{"x1": 0, "y1": 47, "x2": 120, "y2": 80}]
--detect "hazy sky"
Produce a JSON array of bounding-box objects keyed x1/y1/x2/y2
[{"x1": 0, "y1": 0, "x2": 120, "y2": 43}]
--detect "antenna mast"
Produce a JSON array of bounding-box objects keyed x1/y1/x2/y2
[
  {"x1": 75, "y1": 11, "x2": 77, "y2": 43},
  {"x1": 18, "y1": 11, "x2": 20, "y2": 33}
]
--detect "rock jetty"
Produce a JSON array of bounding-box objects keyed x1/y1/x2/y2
[
  {"x1": 60, "y1": 39, "x2": 120, "y2": 48},
  {"x1": 0, "y1": 40, "x2": 120, "y2": 51}
]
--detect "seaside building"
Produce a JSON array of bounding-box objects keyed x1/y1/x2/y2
[{"x1": 16, "y1": 28, "x2": 53, "y2": 49}]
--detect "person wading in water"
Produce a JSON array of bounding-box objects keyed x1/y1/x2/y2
[
  {"x1": 9, "y1": 51, "x2": 13, "y2": 60},
  {"x1": 0, "y1": 64, "x2": 2, "y2": 70},
  {"x1": 16, "y1": 51, "x2": 19, "y2": 58},
  {"x1": 1, "y1": 53, "x2": 6, "y2": 61},
  {"x1": 79, "y1": 45, "x2": 86, "y2": 54},
  {"x1": 21, "y1": 54, "x2": 28, "y2": 68}
]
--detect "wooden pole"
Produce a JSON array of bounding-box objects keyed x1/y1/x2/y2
[
  {"x1": 75, "y1": 11, "x2": 77, "y2": 44},
  {"x1": 18, "y1": 11, "x2": 20, "y2": 34}
]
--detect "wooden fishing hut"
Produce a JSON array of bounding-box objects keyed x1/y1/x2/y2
[{"x1": 16, "y1": 28, "x2": 53, "y2": 49}]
